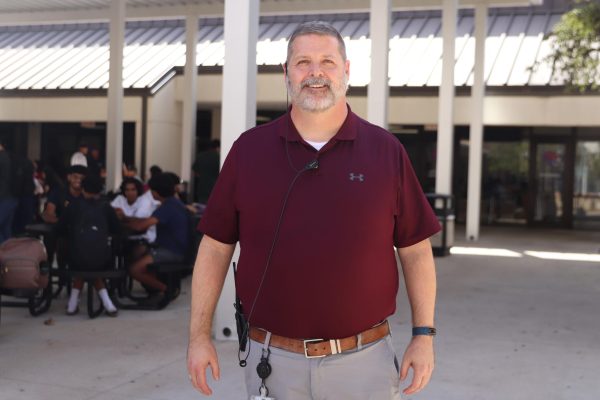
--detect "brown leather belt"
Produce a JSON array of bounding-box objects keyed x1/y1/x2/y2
[{"x1": 249, "y1": 321, "x2": 390, "y2": 358}]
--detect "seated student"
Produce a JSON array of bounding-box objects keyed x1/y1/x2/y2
[
  {"x1": 124, "y1": 173, "x2": 190, "y2": 301},
  {"x1": 55, "y1": 175, "x2": 121, "y2": 316},
  {"x1": 111, "y1": 177, "x2": 158, "y2": 244},
  {"x1": 42, "y1": 164, "x2": 87, "y2": 223},
  {"x1": 41, "y1": 165, "x2": 87, "y2": 275},
  {"x1": 163, "y1": 172, "x2": 189, "y2": 204}
]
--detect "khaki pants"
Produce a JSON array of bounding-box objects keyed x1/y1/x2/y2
[{"x1": 244, "y1": 335, "x2": 402, "y2": 400}]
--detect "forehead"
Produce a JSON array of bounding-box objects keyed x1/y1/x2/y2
[
  {"x1": 124, "y1": 183, "x2": 137, "y2": 189},
  {"x1": 289, "y1": 34, "x2": 343, "y2": 59}
]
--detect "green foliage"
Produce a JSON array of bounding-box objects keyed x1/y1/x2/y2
[
  {"x1": 544, "y1": 0, "x2": 600, "y2": 92},
  {"x1": 485, "y1": 141, "x2": 529, "y2": 177}
]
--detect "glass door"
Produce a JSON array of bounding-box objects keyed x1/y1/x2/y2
[
  {"x1": 529, "y1": 139, "x2": 574, "y2": 227},
  {"x1": 574, "y1": 141, "x2": 600, "y2": 229}
]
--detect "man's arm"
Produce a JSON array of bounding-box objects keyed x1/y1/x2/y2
[
  {"x1": 396, "y1": 238, "x2": 437, "y2": 396},
  {"x1": 42, "y1": 202, "x2": 58, "y2": 224},
  {"x1": 187, "y1": 234, "x2": 235, "y2": 396},
  {"x1": 123, "y1": 216, "x2": 158, "y2": 232}
]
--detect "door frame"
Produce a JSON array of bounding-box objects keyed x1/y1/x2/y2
[{"x1": 527, "y1": 133, "x2": 575, "y2": 228}]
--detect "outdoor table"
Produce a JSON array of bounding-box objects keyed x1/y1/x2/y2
[{"x1": 24, "y1": 222, "x2": 55, "y2": 237}]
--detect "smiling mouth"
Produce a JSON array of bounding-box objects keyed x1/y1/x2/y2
[{"x1": 304, "y1": 84, "x2": 328, "y2": 89}]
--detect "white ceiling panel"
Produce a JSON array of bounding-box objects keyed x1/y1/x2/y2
[
  {"x1": 507, "y1": 13, "x2": 550, "y2": 85},
  {"x1": 487, "y1": 14, "x2": 530, "y2": 85},
  {"x1": 0, "y1": 7, "x2": 580, "y2": 92}
]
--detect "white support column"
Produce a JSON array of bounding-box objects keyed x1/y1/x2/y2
[
  {"x1": 367, "y1": 0, "x2": 391, "y2": 128},
  {"x1": 214, "y1": 0, "x2": 259, "y2": 342},
  {"x1": 106, "y1": 0, "x2": 125, "y2": 191},
  {"x1": 181, "y1": 14, "x2": 198, "y2": 186},
  {"x1": 466, "y1": 4, "x2": 487, "y2": 241},
  {"x1": 435, "y1": 0, "x2": 457, "y2": 195},
  {"x1": 220, "y1": 0, "x2": 258, "y2": 159}
]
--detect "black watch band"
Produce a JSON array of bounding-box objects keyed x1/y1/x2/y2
[{"x1": 412, "y1": 327, "x2": 436, "y2": 336}]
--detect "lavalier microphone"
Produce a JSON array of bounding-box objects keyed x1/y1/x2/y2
[{"x1": 304, "y1": 159, "x2": 319, "y2": 171}]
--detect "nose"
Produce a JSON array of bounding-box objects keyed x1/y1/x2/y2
[{"x1": 308, "y1": 62, "x2": 324, "y2": 77}]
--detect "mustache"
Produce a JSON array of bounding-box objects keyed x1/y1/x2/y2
[{"x1": 300, "y1": 77, "x2": 331, "y2": 88}]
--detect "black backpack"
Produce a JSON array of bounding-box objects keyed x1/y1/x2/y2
[{"x1": 69, "y1": 201, "x2": 112, "y2": 271}]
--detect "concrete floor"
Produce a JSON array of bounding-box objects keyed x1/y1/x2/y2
[{"x1": 1, "y1": 226, "x2": 600, "y2": 400}]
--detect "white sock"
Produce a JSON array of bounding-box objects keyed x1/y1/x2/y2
[
  {"x1": 67, "y1": 288, "x2": 80, "y2": 312},
  {"x1": 98, "y1": 288, "x2": 117, "y2": 312}
]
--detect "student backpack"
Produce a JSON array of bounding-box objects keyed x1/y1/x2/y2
[
  {"x1": 0, "y1": 237, "x2": 48, "y2": 290},
  {"x1": 69, "y1": 201, "x2": 112, "y2": 271}
]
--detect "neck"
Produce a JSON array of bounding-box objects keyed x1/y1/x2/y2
[
  {"x1": 69, "y1": 187, "x2": 82, "y2": 197},
  {"x1": 290, "y1": 101, "x2": 348, "y2": 142}
]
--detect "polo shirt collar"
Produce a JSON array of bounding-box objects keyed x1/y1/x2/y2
[{"x1": 279, "y1": 104, "x2": 358, "y2": 143}]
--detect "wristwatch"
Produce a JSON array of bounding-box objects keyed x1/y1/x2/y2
[{"x1": 412, "y1": 327, "x2": 437, "y2": 336}]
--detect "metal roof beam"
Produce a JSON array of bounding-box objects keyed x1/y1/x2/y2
[
  {"x1": 0, "y1": 10, "x2": 109, "y2": 26},
  {"x1": 0, "y1": 0, "x2": 542, "y2": 26},
  {"x1": 259, "y1": 0, "x2": 542, "y2": 15},
  {"x1": 0, "y1": 4, "x2": 224, "y2": 26}
]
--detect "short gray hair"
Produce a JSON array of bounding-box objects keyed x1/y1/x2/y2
[{"x1": 286, "y1": 21, "x2": 347, "y2": 64}]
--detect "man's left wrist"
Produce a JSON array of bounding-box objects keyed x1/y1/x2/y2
[{"x1": 412, "y1": 326, "x2": 436, "y2": 337}]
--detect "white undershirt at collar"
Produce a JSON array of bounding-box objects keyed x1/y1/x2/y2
[{"x1": 305, "y1": 139, "x2": 328, "y2": 151}]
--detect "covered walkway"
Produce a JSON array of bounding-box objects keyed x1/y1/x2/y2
[{"x1": 2, "y1": 226, "x2": 599, "y2": 399}]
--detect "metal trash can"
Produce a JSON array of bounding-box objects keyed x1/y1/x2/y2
[{"x1": 425, "y1": 194, "x2": 454, "y2": 256}]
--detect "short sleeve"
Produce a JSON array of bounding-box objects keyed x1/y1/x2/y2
[
  {"x1": 197, "y1": 142, "x2": 239, "y2": 244},
  {"x1": 152, "y1": 203, "x2": 169, "y2": 225},
  {"x1": 46, "y1": 189, "x2": 61, "y2": 207},
  {"x1": 110, "y1": 195, "x2": 123, "y2": 209},
  {"x1": 394, "y1": 145, "x2": 441, "y2": 248}
]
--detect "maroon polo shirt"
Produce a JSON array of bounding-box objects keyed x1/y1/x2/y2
[{"x1": 199, "y1": 105, "x2": 440, "y2": 339}]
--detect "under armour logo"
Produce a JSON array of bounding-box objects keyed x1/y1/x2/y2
[{"x1": 349, "y1": 173, "x2": 365, "y2": 182}]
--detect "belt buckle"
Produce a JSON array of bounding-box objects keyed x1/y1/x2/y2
[{"x1": 303, "y1": 338, "x2": 326, "y2": 358}]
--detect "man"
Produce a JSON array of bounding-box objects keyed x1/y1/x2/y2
[
  {"x1": 0, "y1": 139, "x2": 18, "y2": 244},
  {"x1": 42, "y1": 164, "x2": 88, "y2": 284},
  {"x1": 70, "y1": 142, "x2": 89, "y2": 167},
  {"x1": 10, "y1": 155, "x2": 35, "y2": 235},
  {"x1": 111, "y1": 177, "x2": 157, "y2": 244},
  {"x1": 87, "y1": 146, "x2": 105, "y2": 179},
  {"x1": 55, "y1": 174, "x2": 121, "y2": 316},
  {"x1": 192, "y1": 139, "x2": 220, "y2": 204},
  {"x1": 187, "y1": 21, "x2": 440, "y2": 399},
  {"x1": 42, "y1": 164, "x2": 87, "y2": 224},
  {"x1": 124, "y1": 173, "x2": 190, "y2": 301}
]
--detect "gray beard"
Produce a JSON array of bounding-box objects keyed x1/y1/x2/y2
[{"x1": 287, "y1": 75, "x2": 348, "y2": 113}]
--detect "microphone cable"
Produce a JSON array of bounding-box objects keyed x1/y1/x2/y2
[{"x1": 237, "y1": 91, "x2": 318, "y2": 366}]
